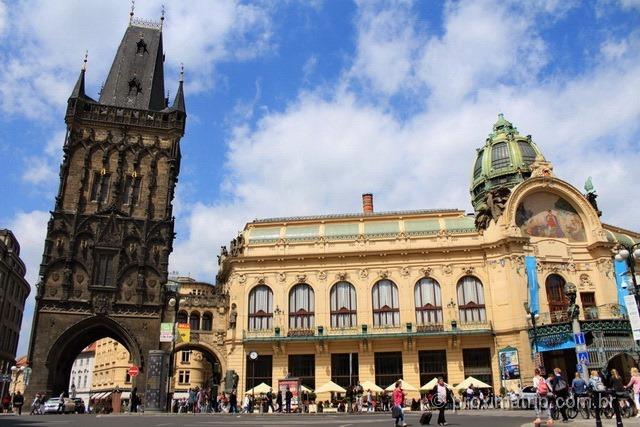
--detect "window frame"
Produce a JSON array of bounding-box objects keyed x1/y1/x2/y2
[
  {"x1": 372, "y1": 279, "x2": 400, "y2": 327},
  {"x1": 289, "y1": 283, "x2": 315, "y2": 330},
  {"x1": 456, "y1": 276, "x2": 487, "y2": 323},
  {"x1": 330, "y1": 281, "x2": 357, "y2": 328},
  {"x1": 414, "y1": 277, "x2": 443, "y2": 325},
  {"x1": 248, "y1": 285, "x2": 274, "y2": 331}
]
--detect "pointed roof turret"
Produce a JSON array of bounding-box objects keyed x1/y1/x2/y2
[
  {"x1": 99, "y1": 17, "x2": 166, "y2": 111},
  {"x1": 70, "y1": 51, "x2": 94, "y2": 101},
  {"x1": 170, "y1": 64, "x2": 186, "y2": 113}
]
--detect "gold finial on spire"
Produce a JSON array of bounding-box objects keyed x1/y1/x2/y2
[
  {"x1": 129, "y1": 0, "x2": 135, "y2": 25},
  {"x1": 160, "y1": 4, "x2": 165, "y2": 29},
  {"x1": 179, "y1": 63, "x2": 184, "y2": 83},
  {"x1": 82, "y1": 50, "x2": 88, "y2": 71}
]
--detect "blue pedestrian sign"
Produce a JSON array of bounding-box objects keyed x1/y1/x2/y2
[
  {"x1": 574, "y1": 333, "x2": 585, "y2": 345},
  {"x1": 577, "y1": 351, "x2": 590, "y2": 365}
]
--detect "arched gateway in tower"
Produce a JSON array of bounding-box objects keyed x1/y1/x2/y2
[{"x1": 26, "y1": 14, "x2": 186, "y2": 411}]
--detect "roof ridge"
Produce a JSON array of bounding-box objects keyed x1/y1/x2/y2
[{"x1": 252, "y1": 208, "x2": 466, "y2": 224}]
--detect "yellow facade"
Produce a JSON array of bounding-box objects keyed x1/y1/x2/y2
[
  {"x1": 217, "y1": 123, "x2": 639, "y2": 399},
  {"x1": 92, "y1": 338, "x2": 132, "y2": 392}
]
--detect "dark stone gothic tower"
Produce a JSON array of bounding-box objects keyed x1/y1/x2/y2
[{"x1": 27, "y1": 16, "x2": 185, "y2": 405}]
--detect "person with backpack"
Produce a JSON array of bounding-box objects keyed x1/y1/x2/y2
[
  {"x1": 533, "y1": 368, "x2": 550, "y2": 423},
  {"x1": 550, "y1": 368, "x2": 569, "y2": 422}
]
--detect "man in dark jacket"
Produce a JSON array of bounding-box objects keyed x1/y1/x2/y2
[{"x1": 285, "y1": 387, "x2": 293, "y2": 413}]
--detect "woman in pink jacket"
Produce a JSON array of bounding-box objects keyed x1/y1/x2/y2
[
  {"x1": 626, "y1": 367, "x2": 640, "y2": 417},
  {"x1": 392, "y1": 381, "x2": 407, "y2": 427}
]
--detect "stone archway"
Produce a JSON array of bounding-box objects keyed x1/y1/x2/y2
[
  {"x1": 606, "y1": 352, "x2": 638, "y2": 383},
  {"x1": 172, "y1": 342, "x2": 225, "y2": 389},
  {"x1": 45, "y1": 316, "x2": 144, "y2": 397}
]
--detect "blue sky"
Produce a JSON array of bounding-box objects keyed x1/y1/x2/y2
[{"x1": 1, "y1": 0, "x2": 639, "y2": 356}]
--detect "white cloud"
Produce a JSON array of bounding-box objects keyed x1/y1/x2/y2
[
  {"x1": 169, "y1": 0, "x2": 640, "y2": 284},
  {"x1": 620, "y1": 0, "x2": 640, "y2": 10},
  {"x1": 0, "y1": 1, "x2": 7, "y2": 38},
  {"x1": 0, "y1": 0, "x2": 275, "y2": 118}
]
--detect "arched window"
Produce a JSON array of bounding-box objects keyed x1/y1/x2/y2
[
  {"x1": 457, "y1": 276, "x2": 486, "y2": 323},
  {"x1": 189, "y1": 311, "x2": 200, "y2": 330},
  {"x1": 289, "y1": 284, "x2": 315, "y2": 329},
  {"x1": 414, "y1": 278, "x2": 442, "y2": 324},
  {"x1": 177, "y1": 310, "x2": 188, "y2": 324},
  {"x1": 546, "y1": 274, "x2": 568, "y2": 322},
  {"x1": 202, "y1": 312, "x2": 213, "y2": 331},
  {"x1": 372, "y1": 279, "x2": 400, "y2": 326},
  {"x1": 248, "y1": 285, "x2": 273, "y2": 330},
  {"x1": 330, "y1": 281, "x2": 357, "y2": 328}
]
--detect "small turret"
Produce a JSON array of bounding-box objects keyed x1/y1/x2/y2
[
  {"x1": 171, "y1": 64, "x2": 186, "y2": 113},
  {"x1": 69, "y1": 51, "x2": 91, "y2": 100}
]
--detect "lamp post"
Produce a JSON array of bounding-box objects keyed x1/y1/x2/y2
[
  {"x1": 165, "y1": 280, "x2": 180, "y2": 411},
  {"x1": 523, "y1": 302, "x2": 540, "y2": 353},
  {"x1": 615, "y1": 243, "x2": 640, "y2": 302},
  {"x1": 248, "y1": 351, "x2": 258, "y2": 401}
]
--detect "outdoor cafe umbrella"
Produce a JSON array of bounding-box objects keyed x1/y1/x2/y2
[
  {"x1": 245, "y1": 382, "x2": 272, "y2": 394},
  {"x1": 359, "y1": 381, "x2": 384, "y2": 393},
  {"x1": 315, "y1": 380, "x2": 347, "y2": 394},
  {"x1": 301, "y1": 384, "x2": 313, "y2": 393},
  {"x1": 420, "y1": 377, "x2": 452, "y2": 391},
  {"x1": 384, "y1": 379, "x2": 418, "y2": 392},
  {"x1": 454, "y1": 376, "x2": 492, "y2": 390}
]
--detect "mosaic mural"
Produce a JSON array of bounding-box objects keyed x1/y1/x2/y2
[{"x1": 516, "y1": 192, "x2": 586, "y2": 241}]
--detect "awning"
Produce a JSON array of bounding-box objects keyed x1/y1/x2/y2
[
  {"x1": 102, "y1": 392, "x2": 112, "y2": 400},
  {"x1": 91, "y1": 392, "x2": 104, "y2": 399},
  {"x1": 120, "y1": 392, "x2": 131, "y2": 400}
]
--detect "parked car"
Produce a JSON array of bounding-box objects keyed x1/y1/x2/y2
[
  {"x1": 510, "y1": 385, "x2": 537, "y2": 409},
  {"x1": 72, "y1": 398, "x2": 85, "y2": 413},
  {"x1": 43, "y1": 397, "x2": 76, "y2": 414}
]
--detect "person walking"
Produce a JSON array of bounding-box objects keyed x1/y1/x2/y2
[
  {"x1": 266, "y1": 388, "x2": 275, "y2": 413},
  {"x1": 392, "y1": 381, "x2": 406, "y2": 427},
  {"x1": 550, "y1": 368, "x2": 569, "y2": 423},
  {"x1": 12, "y1": 391, "x2": 24, "y2": 415},
  {"x1": 130, "y1": 387, "x2": 139, "y2": 413},
  {"x1": 432, "y1": 377, "x2": 452, "y2": 426},
  {"x1": 626, "y1": 367, "x2": 640, "y2": 417},
  {"x1": 276, "y1": 390, "x2": 283, "y2": 413},
  {"x1": 229, "y1": 389, "x2": 238, "y2": 413},
  {"x1": 285, "y1": 387, "x2": 292, "y2": 413}
]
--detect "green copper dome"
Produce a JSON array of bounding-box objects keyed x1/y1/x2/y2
[{"x1": 470, "y1": 114, "x2": 544, "y2": 211}]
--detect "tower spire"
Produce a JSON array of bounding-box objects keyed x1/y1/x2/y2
[
  {"x1": 70, "y1": 50, "x2": 88, "y2": 99},
  {"x1": 129, "y1": 0, "x2": 135, "y2": 25},
  {"x1": 171, "y1": 63, "x2": 186, "y2": 113},
  {"x1": 160, "y1": 4, "x2": 165, "y2": 29}
]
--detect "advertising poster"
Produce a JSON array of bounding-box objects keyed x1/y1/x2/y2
[
  {"x1": 177, "y1": 323, "x2": 190, "y2": 343},
  {"x1": 160, "y1": 322, "x2": 174, "y2": 342},
  {"x1": 278, "y1": 378, "x2": 301, "y2": 407},
  {"x1": 499, "y1": 347, "x2": 520, "y2": 380}
]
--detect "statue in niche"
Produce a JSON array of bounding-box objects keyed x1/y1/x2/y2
[{"x1": 228, "y1": 303, "x2": 237, "y2": 329}]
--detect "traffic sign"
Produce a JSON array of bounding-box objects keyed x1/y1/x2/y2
[
  {"x1": 574, "y1": 333, "x2": 585, "y2": 345},
  {"x1": 577, "y1": 351, "x2": 590, "y2": 365},
  {"x1": 128, "y1": 365, "x2": 140, "y2": 377}
]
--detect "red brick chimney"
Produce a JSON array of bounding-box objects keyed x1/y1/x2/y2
[{"x1": 362, "y1": 193, "x2": 374, "y2": 214}]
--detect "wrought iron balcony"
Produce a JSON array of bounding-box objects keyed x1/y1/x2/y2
[
  {"x1": 528, "y1": 304, "x2": 628, "y2": 327},
  {"x1": 242, "y1": 320, "x2": 492, "y2": 342}
]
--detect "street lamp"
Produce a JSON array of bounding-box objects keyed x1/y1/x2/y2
[
  {"x1": 165, "y1": 280, "x2": 180, "y2": 411},
  {"x1": 523, "y1": 302, "x2": 540, "y2": 353},
  {"x1": 615, "y1": 243, "x2": 640, "y2": 299}
]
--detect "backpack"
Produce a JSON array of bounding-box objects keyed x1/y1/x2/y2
[
  {"x1": 554, "y1": 377, "x2": 568, "y2": 392},
  {"x1": 537, "y1": 380, "x2": 549, "y2": 396}
]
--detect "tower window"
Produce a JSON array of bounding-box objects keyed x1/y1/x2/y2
[
  {"x1": 128, "y1": 78, "x2": 142, "y2": 95},
  {"x1": 95, "y1": 253, "x2": 115, "y2": 287},
  {"x1": 491, "y1": 142, "x2": 511, "y2": 169},
  {"x1": 473, "y1": 150, "x2": 484, "y2": 179},
  {"x1": 121, "y1": 175, "x2": 142, "y2": 206},
  {"x1": 518, "y1": 141, "x2": 537, "y2": 165},
  {"x1": 136, "y1": 38, "x2": 148, "y2": 54},
  {"x1": 90, "y1": 172, "x2": 111, "y2": 203}
]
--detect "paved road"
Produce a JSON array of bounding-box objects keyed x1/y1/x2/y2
[{"x1": 0, "y1": 411, "x2": 536, "y2": 427}]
